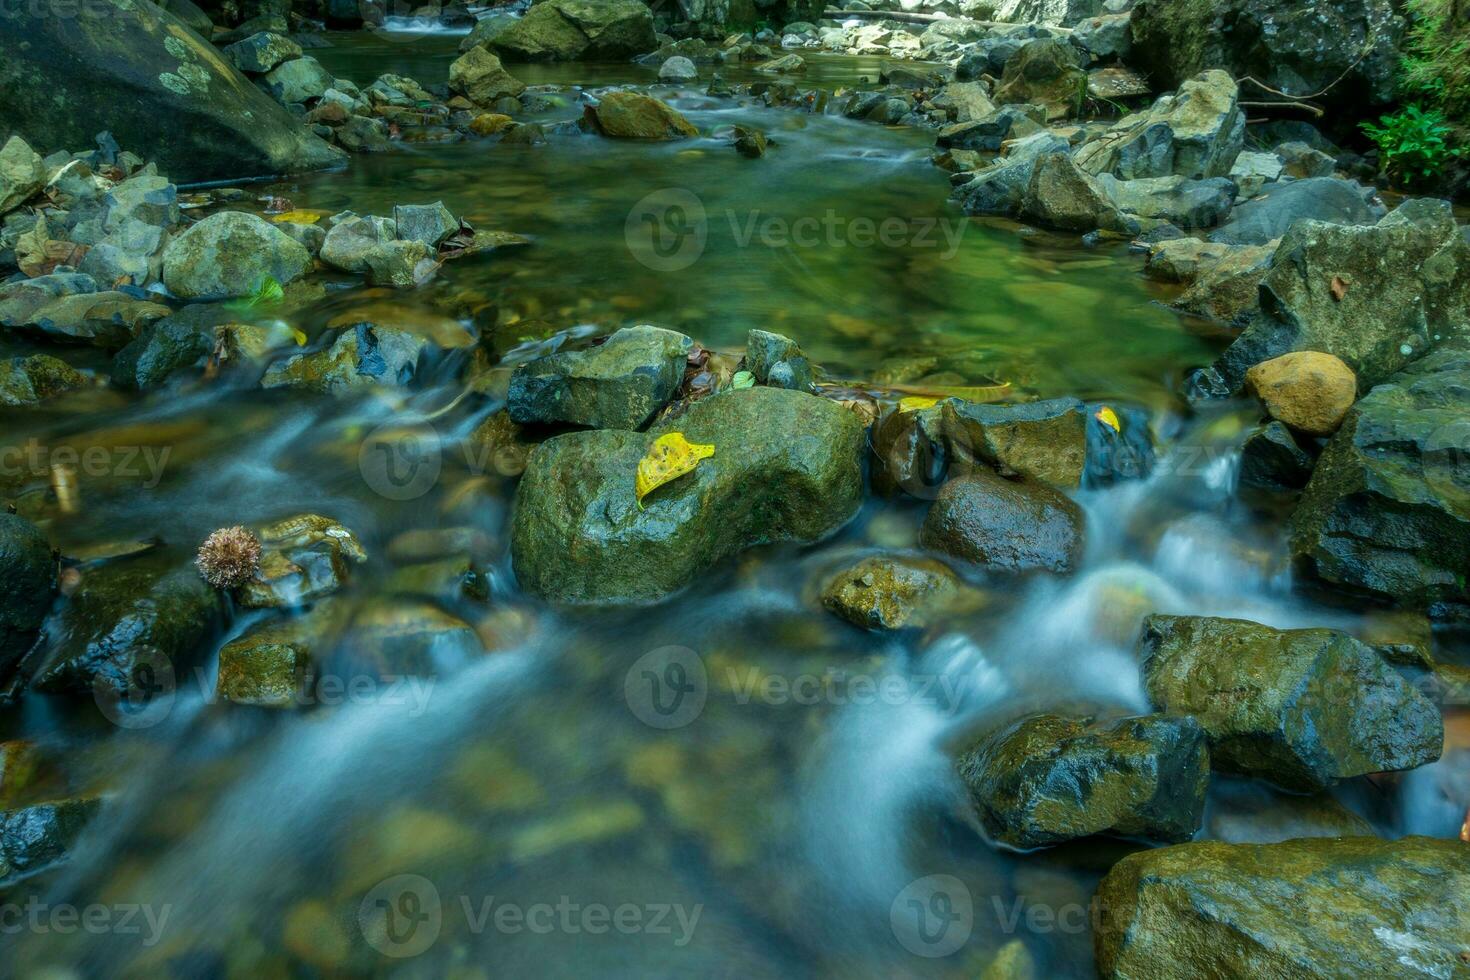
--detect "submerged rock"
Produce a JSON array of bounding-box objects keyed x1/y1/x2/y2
[
  {"x1": 261, "y1": 324, "x2": 428, "y2": 394},
  {"x1": 956, "y1": 713, "x2": 1209, "y2": 849},
  {"x1": 1212, "y1": 200, "x2": 1470, "y2": 390},
  {"x1": 1244, "y1": 351, "x2": 1357, "y2": 436},
  {"x1": 0, "y1": 797, "x2": 102, "y2": 885},
  {"x1": 162, "y1": 211, "x2": 312, "y2": 301},
  {"x1": 217, "y1": 600, "x2": 347, "y2": 707},
  {"x1": 1289, "y1": 345, "x2": 1470, "y2": 608},
  {"x1": 235, "y1": 515, "x2": 367, "y2": 609},
  {"x1": 584, "y1": 91, "x2": 698, "y2": 139},
  {"x1": 0, "y1": 0, "x2": 343, "y2": 182},
  {"x1": 821, "y1": 555, "x2": 960, "y2": 630},
  {"x1": 30, "y1": 556, "x2": 220, "y2": 696},
  {"x1": 0, "y1": 515, "x2": 54, "y2": 682},
  {"x1": 1094, "y1": 837, "x2": 1469, "y2": 979},
  {"x1": 1139, "y1": 615, "x2": 1443, "y2": 789},
  {"x1": 508, "y1": 325, "x2": 692, "y2": 430},
  {"x1": 511, "y1": 387, "x2": 864, "y2": 603},
  {"x1": 920, "y1": 467, "x2": 1085, "y2": 573}
]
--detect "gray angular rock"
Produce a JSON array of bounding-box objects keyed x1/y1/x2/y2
[
  {"x1": 1139, "y1": 614, "x2": 1443, "y2": 789},
  {"x1": 744, "y1": 329, "x2": 812, "y2": 392},
  {"x1": 956, "y1": 713, "x2": 1209, "y2": 848},
  {"x1": 448, "y1": 46, "x2": 527, "y2": 105},
  {"x1": 261, "y1": 55, "x2": 334, "y2": 105},
  {"x1": 511, "y1": 386, "x2": 865, "y2": 603},
  {"x1": 0, "y1": 137, "x2": 46, "y2": 216},
  {"x1": 1238, "y1": 422, "x2": 1314, "y2": 492},
  {"x1": 1022, "y1": 152, "x2": 1126, "y2": 232},
  {"x1": 508, "y1": 325, "x2": 692, "y2": 430},
  {"x1": 223, "y1": 32, "x2": 303, "y2": 74},
  {"x1": 1290, "y1": 345, "x2": 1470, "y2": 608},
  {"x1": 393, "y1": 202, "x2": 459, "y2": 249},
  {"x1": 1210, "y1": 177, "x2": 1384, "y2": 246},
  {"x1": 992, "y1": 37, "x2": 1086, "y2": 120},
  {"x1": 1097, "y1": 173, "x2": 1234, "y2": 230},
  {"x1": 1075, "y1": 70, "x2": 1244, "y2": 180},
  {"x1": 162, "y1": 211, "x2": 312, "y2": 300}
]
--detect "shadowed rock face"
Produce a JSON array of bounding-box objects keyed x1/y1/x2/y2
[{"x1": 0, "y1": 1, "x2": 343, "y2": 183}]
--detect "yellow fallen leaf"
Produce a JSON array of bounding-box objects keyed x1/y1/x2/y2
[
  {"x1": 636, "y1": 432, "x2": 714, "y2": 508},
  {"x1": 269, "y1": 210, "x2": 323, "y2": 225},
  {"x1": 898, "y1": 395, "x2": 941, "y2": 412},
  {"x1": 1095, "y1": 406, "x2": 1121, "y2": 432}
]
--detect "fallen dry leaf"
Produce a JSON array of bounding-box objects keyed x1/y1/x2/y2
[
  {"x1": 1330, "y1": 275, "x2": 1350, "y2": 302},
  {"x1": 1095, "y1": 405, "x2": 1122, "y2": 432},
  {"x1": 636, "y1": 432, "x2": 714, "y2": 508}
]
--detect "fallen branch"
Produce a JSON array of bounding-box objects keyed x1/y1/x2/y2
[{"x1": 1240, "y1": 99, "x2": 1324, "y2": 118}]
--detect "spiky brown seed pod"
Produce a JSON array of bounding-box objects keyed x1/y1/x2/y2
[{"x1": 195, "y1": 526, "x2": 262, "y2": 589}]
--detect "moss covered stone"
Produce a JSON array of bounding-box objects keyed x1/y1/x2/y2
[
  {"x1": 956, "y1": 713, "x2": 1209, "y2": 849},
  {"x1": 511, "y1": 386, "x2": 865, "y2": 603},
  {"x1": 1095, "y1": 836, "x2": 1470, "y2": 978},
  {"x1": 508, "y1": 325, "x2": 692, "y2": 430},
  {"x1": 820, "y1": 554, "x2": 960, "y2": 630},
  {"x1": 1139, "y1": 614, "x2": 1443, "y2": 789}
]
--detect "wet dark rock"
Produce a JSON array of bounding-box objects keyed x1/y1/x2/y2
[
  {"x1": 223, "y1": 32, "x2": 303, "y2": 74},
  {"x1": 509, "y1": 325, "x2": 692, "y2": 430},
  {"x1": 1139, "y1": 615, "x2": 1443, "y2": 789},
  {"x1": 1212, "y1": 200, "x2": 1470, "y2": 390},
  {"x1": 1289, "y1": 345, "x2": 1470, "y2": 609},
  {"x1": 112, "y1": 314, "x2": 215, "y2": 390},
  {"x1": 744, "y1": 329, "x2": 812, "y2": 391},
  {"x1": 953, "y1": 133, "x2": 1070, "y2": 218},
  {"x1": 937, "y1": 108, "x2": 1044, "y2": 153},
  {"x1": 941, "y1": 397, "x2": 1087, "y2": 489},
  {"x1": 0, "y1": 515, "x2": 55, "y2": 683},
  {"x1": 956, "y1": 712, "x2": 1209, "y2": 849},
  {"x1": 0, "y1": 1, "x2": 343, "y2": 182},
  {"x1": 920, "y1": 467, "x2": 1085, "y2": 573},
  {"x1": 1128, "y1": 0, "x2": 1403, "y2": 114},
  {"x1": 217, "y1": 600, "x2": 347, "y2": 707},
  {"x1": 162, "y1": 211, "x2": 312, "y2": 301},
  {"x1": 1094, "y1": 837, "x2": 1469, "y2": 979},
  {"x1": 0, "y1": 797, "x2": 102, "y2": 885},
  {"x1": 1209, "y1": 177, "x2": 1384, "y2": 247},
  {"x1": 19, "y1": 292, "x2": 171, "y2": 349},
  {"x1": 821, "y1": 554, "x2": 960, "y2": 630},
  {"x1": 30, "y1": 556, "x2": 220, "y2": 697},
  {"x1": 261, "y1": 323, "x2": 428, "y2": 394},
  {"x1": 0, "y1": 355, "x2": 86, "y2": 406},
  {"x1": 1238, "y1": 422, "x2": 1314, "y2": 493},
  {"x1": 733, "y1": 126, "x2": 767, "y2": 158},
  {"x1": 512, "y1": 387, "x2": 865, "y2": 603},
  {"x1": 871, "y1": 402, "x2": 949, "y2": 498},
  {"x1": 235, "y1": 515, "x2": 367, "y2": 609}
]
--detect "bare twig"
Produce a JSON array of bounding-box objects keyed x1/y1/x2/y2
[{"x1": 1240, "y1": 99, "x2": 1324, "y2": 118}]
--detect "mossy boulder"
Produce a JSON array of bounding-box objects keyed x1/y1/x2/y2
[
  {"x1": 584, "y1": 91, "x2": 699, "y2": 139},
  {"x1": 1289, "y1": 344, "x2": 1470, "y2": 608},
  {"x1": 449, "y1": 47, "x2": 526, "y2": 106},
  {"x1": 222, "y1": 31, "x2": 302, "y2": 74},
  {"x1": 0, "y1": 355, "x2": 85, "y2": 405},
  {"x1": 1139, "y1": 615, "x2": 1443, "y2": 790},
  {"x1": 992, "y1": 37, "x2": 1086, "y2": 121},
  {"x1": 29, "y1": 555, "x2": 220, "y2": 697},
  {"x1": 484, "y1": 0, "x2": 656, "y2": 62},
  {"x1": 1212, "y1": 199, "x2": 1470, "y2": 390},
  {"x1": 0, "y1": 0, "x2": 343, "y2": 182},
  {"x1": 956, "y1": 713, "x2": 1210, "y2": 849},
  {"x1": 920, "y1": 468, "x2": 1085, "y2": 573},
  {"x1": 0, "y1": 514, "x2": 55, "y2": 682},
  {"x1": 511, "y1": 386, "x2": 865, "y2": 603},
  {"x1": 820, "y1": 554, "x2": 960, "y2": 630},
  {"x1": 941, "y1": 397, "x2": 1087, "y2": 489},
  {"x1": 216, "y1": 600, "x2": 347, "y2": 707},
  {"x1": 508, "y1": 325, "x2": 692, "y2": 430},
  {"x1": 162, "y1": 211, "x2": 312, "y2": 301},
  {"x1": 1094, "y1": 836, "x2": 1470, "y2": 978}
]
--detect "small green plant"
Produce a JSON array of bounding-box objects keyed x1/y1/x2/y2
[
  {"x1": 1360, "y1": 105, "x2": 1463, "y2": 184},
  {"x1": 1400, "y1": 0, "x2": 1470, "y2": 126}
]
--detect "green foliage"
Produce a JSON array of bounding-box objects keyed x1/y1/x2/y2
[
  {"x1": 1399, "y1": 0, "x2": 1470, "y2": 128},
  {"x1": 1360, "y1": 105, "x2": 1463, "y2": 184},
  {"x1": 228, "y1": 275, "x2": 285, "y2": 313}
]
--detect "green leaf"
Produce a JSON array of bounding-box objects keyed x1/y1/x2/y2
[{"x1": 731, "y1": 370, "x2": 756, "y2": 390}]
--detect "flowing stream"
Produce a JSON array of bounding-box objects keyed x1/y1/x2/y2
[{"x1": 2, "y1": 32, "x2": 1463, "y2": 979}]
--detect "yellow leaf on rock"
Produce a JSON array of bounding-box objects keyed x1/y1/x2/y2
[
  {"x1": 898, "y1": 396, "x2": 941, "y2": 412},
  {"x1": 636, "y1": 432, "x2": 714, "y2": 508},
  {"x1": 269, "y1": 210, "x2": 323, "y2": 225},
  {"x1": 1095, "y1": 406, "x2": 1121, "y2": 432}
]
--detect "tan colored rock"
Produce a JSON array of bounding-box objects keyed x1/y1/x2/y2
[
  {"x1": 0, "y1": 136, "x2": 45, "y2": 215},
  {"x1": 584, "y1": 91, "x2": 698, "y2": 140},
  {"x1": 1245, "y1": 351, "x2": 1357, "y2": 436},
  {"x1": 448, "y1": 47, "x2": 526, "y2": 106},
  {"x1": 469, "y1": 113, "x2": 515, "y2": 136}
]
